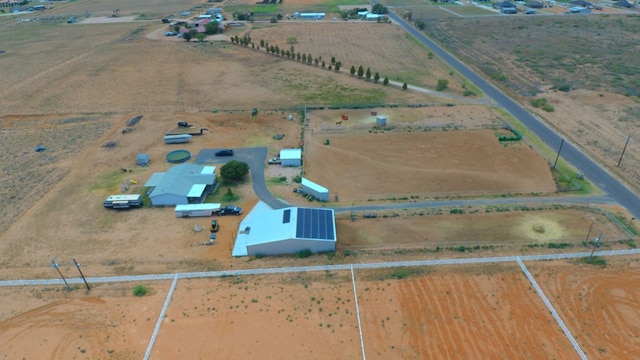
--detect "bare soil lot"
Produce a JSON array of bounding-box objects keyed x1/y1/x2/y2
[
  {"x1": 152, "y1": 273, "x2": 361, "y2": 359},
  {"x1": 304, "y1": 107, "x2": 555, "y2": 202},
  {"x1": 4, "y1": 259, "x2": 639, "y2": 359},
  {"x1": 0, "y1": 281, "x2": 171, "y2": 359}
]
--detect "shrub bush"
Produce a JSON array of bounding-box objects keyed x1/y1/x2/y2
[{"x1": 133, "y1": 285, "x2": 148, "y2": 297}]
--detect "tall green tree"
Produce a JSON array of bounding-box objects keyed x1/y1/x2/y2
[
  {"x1": 374, "y1": 72, "x2": 380, "y2": 82},
  {"x1": 183, "y1": 29, "x2": 198, "y2": 42},
  {"x1": 372, "y1": 4, "x2": 388, "y2": 14},
  {"x1": 220, "y1": 160, "x2": 250, "y2": 182},
  {"x1": 365, "y1": 68, "x2": 371, "y2": 80},
  {"x1": 205, "y1": 21, "x2": 221, "y2": 35},
  {"x1": 357, "y1": 65, "x2": 364, "y2": 78},
  {"x1": 383, "y1": 77, "x2": 389, "y2": 86},
  {"x1": 402, "y1": 82, "x2": 408, "y2": 90},
  {"x1": 335, "y1": 61, "x2": 341, "y2": 71},
  {"x1": 350, "y1": 65, "x2": 356, "y2": 75}
]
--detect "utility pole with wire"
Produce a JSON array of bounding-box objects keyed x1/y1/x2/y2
[
  {"x1": 588, "y1": 232, "x2": 602, "y2": 263},
  {"x1": 72, "y1": 257, "x2": 91, "y2": 291},
  {"x1": 617, "y1": 135, "x2": 631, "y2": 167},
  {"x1": 50, "y1": 257, "x2": 71, "y2": 290},
  {"x1": 553, "y1": 138, "x2": 564, "y2": 170}
]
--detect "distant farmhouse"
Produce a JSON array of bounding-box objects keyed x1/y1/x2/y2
[
  {"x1": 613, "y1": 0, "x2": 635, "y2": 7},
  {"x1": 0, "y1": 0, "x2": 25, "y2": 8},
  {"x1": 494, "y1": 1, "x2": 518, "y2": 13},
  {"x1": 527, "y1": 1, "x2": 545, "y2": 8},
  {"x1": 144, "y1": 163, "x2": 217, "y2": 206},
  {"x1": 232, "y1": 202, "x2": 337, "y2": 256}
]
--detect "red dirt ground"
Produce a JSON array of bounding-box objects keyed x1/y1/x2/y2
[
  {"x1": 356, "y1": 264, "x2": 580, "y2": 359},
  {"x1": 6, "y1": 260, "x2": 639, "y2": 359},
  {"x1": 526, "y1": 258, "x2": 640, "y2": 359}
]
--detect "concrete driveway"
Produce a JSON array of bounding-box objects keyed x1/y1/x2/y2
[{"x1": 194, "y1": 147, "x2": 289, "y2": 209}]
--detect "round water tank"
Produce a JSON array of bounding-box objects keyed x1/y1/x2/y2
[{"x1": 166, "y1": 150, "x2": 191, "y2": 163}]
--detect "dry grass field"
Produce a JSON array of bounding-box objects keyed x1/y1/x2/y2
[
  {"x1": 336, "y1": 206, "x2": 630, "y2": 251},
  {"x1": 1, "y1": 0, "x2": 640, "y2": 358},
  {"x1": 417, "y1": 14, "x2": 640, "y2": 193},
  {"x1": 303, "y1": 107, "x2": 555, "y2": 202},
  {"x1": 247, "y1": 21, "x2": 469, "y2": 93}
]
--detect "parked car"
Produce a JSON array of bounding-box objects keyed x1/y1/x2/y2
[
  {"x1": 165, "y1": 31, "x2": 177, "y2": 36},
  {"x1": 214, "y1": 206, "x2": 243, "y2": 216},
  {"x1": 268, "y1": 157, "x2": 281, "y2": 165},
  {"x1": 210, "y1": 219, "x2": 219, "y2": 233},
  {"x1": 525, "y1": 8, "x2": 536, "y2": 14},
  {"x1": 162, "y1": 18, "x2": 171, "y2": 23},
  {"x1": 215, "y1": 149, "x2": 234, "y2": 156}
]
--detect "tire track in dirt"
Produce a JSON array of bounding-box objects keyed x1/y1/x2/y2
[{"x1": 0, "y1": 298, "x2": 109, "y2": 358}]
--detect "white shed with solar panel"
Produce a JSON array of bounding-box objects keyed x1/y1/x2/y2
[{"x1": 232, "y1": 201, "x2": 337, "y2": 256}]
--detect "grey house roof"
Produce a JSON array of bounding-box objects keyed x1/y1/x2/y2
[
  {"x1": 493, "y1": 1, "x2": 517, "y2": 8},
  {"x1": 145, "y1": 163, "x2": 215, "y2": 203}
]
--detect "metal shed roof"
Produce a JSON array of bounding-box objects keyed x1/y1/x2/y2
[
  {"x1": 301, "y1": 177, "x2": 328, "y2": 193},
  {"x1": 232, "y1": 202, "x2": 336, "y2": 256},
  {"x1": 280, "y1": 148, "x2": 302, "y2": 160}
]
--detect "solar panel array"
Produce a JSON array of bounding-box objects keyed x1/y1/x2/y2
[
  {"x1": 282, "y1": 209, "x2": 291, "y2": 224},
  {"x1": 296, "y1": 208, "x2": 335, "y2": 240}
]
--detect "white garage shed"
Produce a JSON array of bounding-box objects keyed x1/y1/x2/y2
[
  {"x1": 301, "y1": 177, "x2": 329, "y2": 202},
  {"x1": 280, "y1": 148, "x2": 302, "y2": 167},
  {"x1": 232, "y1": 202, "x2": 336, "y2": 257}
]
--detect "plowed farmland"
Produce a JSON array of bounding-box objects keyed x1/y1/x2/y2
[
  {"x1": 526, "y1": 259, "x2": 640, "y2": 359},
  {"x1": 356, "y1": 265, "x2": 580, "y2": 359}
]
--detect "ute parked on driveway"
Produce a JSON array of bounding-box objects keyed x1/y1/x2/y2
[{"x1": 214, "y1": 206, "x2": 242, "y2": 216}]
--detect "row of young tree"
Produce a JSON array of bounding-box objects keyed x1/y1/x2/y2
[{"x1": 229, "y1": 36, "x2": 409, "y2": 89}]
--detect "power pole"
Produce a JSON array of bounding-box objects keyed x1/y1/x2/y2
[
  {"x1": 72, "y1": 258, "x2": 91, "y2": 291},
  {"x1": 617, "y1": 135, "x2": 631, "y2": 167},
  {"x1": 588, "y1": 232, "x2": 602, "y2": 263},
  {"x1": 584, "y1": 221, "x2": 594, "y2": 243},
  {"x1": 553, "y1": 138, "x2": 564, "y2": 170},
  {"x1": 50, "y1": 257, "x2": 71, "y2": 290}
]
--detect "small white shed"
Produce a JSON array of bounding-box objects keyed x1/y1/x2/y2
[
  {"x1": 301, "y1": 177, "x2": 329, "y2": 202},
  {"x1": 280, "y1": 148, "x2": 302, "y2": 167}
]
